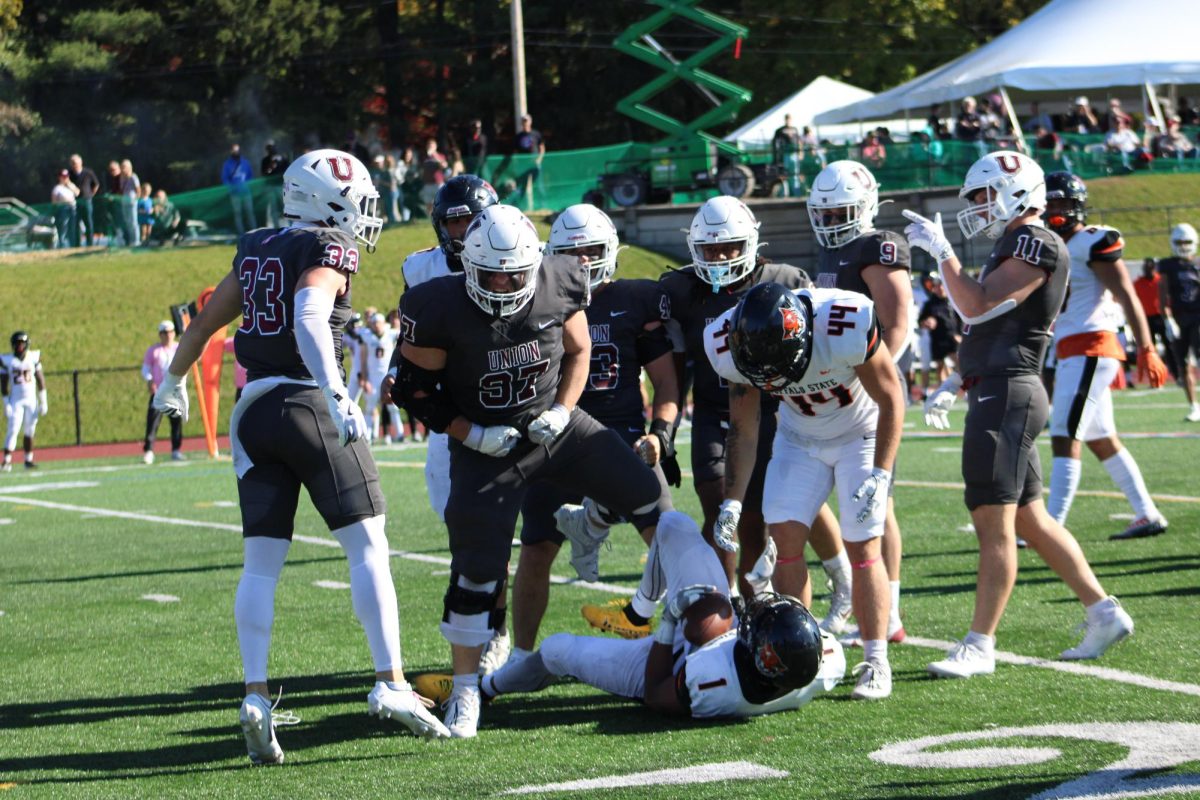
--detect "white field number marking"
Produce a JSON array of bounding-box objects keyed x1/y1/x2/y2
[
  {"x1": 142, "y1": 594, "x2": 179, "y2": 603},
  {"x1": 313, "y1": 580, "x2": 350, "y2": 590},
  {"x1": 500, "y1": 761, "x2": 788, "y2": 795},
  {"x1": 871, "y1": 722, "x2": 1200, "y2": 800}
]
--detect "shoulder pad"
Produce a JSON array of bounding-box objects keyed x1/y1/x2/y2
[
  {"x1": 1086, "y1": 226, "x2": 1124, "y2": 263},
  {"x1": 867, "y1": 230, "x2": 912, "y2": 270}
]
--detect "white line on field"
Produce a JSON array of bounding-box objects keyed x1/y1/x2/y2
[
  {"x1": 893, "y1": 479, "x2": 1200, "y2": 505},
  {"x1": 499, "y1": 761, "x2": 788, "y2": 795},
  {"x1": 5, "y1": 484, "x2": 1197, "y2": 696},
  {"x1": 0, "y1": 481, "x2": 99, "y2": 494},
  {"x1": 142, "y1": 593, "x2": 179, "y2": 603},
  {"x1": 313, "y1": 580, "x2": 350, "y2": 590},
  {"x1": 906, "y1": 636, "x2": 1200, "y2": 697}
]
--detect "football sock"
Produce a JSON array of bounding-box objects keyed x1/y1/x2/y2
[
  {"x1": 1047, "y1": 456, "x2": 1082, "y2": 525},
  {"x1": 623, "y1": 603, "x2": 650, "y2": 627},
  {"x1": 235, "y1": 537, "x2": 291, "y2": 684},
  {"x1": 821, "y1": 552, "x2": 852, "y2": 595},
  {"x1": 863, "y1": 639, "x2": 888, "y2": 664},
  {"x1": 509, "y1": 647, "x2": 533, "y2": 665},
  {"x1": 334, "y1": 516, "x2": 403, "y2": 673},
  {"x1": 1100, "y1": 448, "x2": 1159, "y2": 522},
  {"x1": 452, "y1": 673, "x2": 479, "y2": 692},
  {"x1": 964, "y1": 630, "x2": 995, "y2": 652},
  {"x1": 631, "y1": 536, "x2": 665, "y2": 619}
]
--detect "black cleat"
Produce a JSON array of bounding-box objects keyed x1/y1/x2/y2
[{"x1": 1110, "y1": 516, "x2": 1168, "y2": 540}]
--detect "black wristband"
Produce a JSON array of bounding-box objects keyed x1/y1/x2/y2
[{"x1": 649, "y1": 418, "x2": 674, "y2": 458}]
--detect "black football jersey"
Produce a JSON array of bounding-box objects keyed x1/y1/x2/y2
[
  {"x1": 813, "y1": 230, "x2": 911, "y2": 297},
  {"x1": 1157, "y1": 256, "x2": 1200, "y2": 325},
  {"x1": 399, "y1": 254, "x2": 590, "y2": 431},
  {"x1": 233, "y1": 226, "x2": 359, "y2": 383},
  {"x1": 957, "y1": 223, "x2": 1068, "y2": 377},
  {"x1": 579, "y1": 278, "x2": 671, "y2": 427},
  {"x1": 659, "y1": 262, "x2": 810, "y2": 414}
]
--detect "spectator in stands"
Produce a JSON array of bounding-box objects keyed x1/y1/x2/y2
[
  {"x1": 465, "y1": 118, "x2": 488, "y2": 175},
  {"x1": 261, "y1": 140, "x2": 289, "y2": 227},
  {"x1": 926, "y1": 104, "x2": 949, "y2": 140},
  {"x1": 1032, "y1": 125, "x2": 1069, "y2": 170},
  {"x1": 385, "y1": 154, "x2": 409, "y2": 223},
  {"x1": 1142, "y1": 120, "x2": 1163, "y2": 158},
  {"x1": 399, "y1": 146, "x2": 421, "y2": 220},
  {"x1": 1024, "y1": 101, "x2": 1054, "y2": 133},
  {"x1": 515, "y1": 113, "x2": 546, "y2": 158},
  {"x1": 801, "y1": 125, "x2": 825, "y2": 166},
  {"x1": 1134, "y1": 257, "x2": 1179, "y2": 380},
  {"x1": 150, "y1": 189, "x2": 185, "y2": 244},
  {"x1": 142, "y1": 320, "x2": 183, "y2": 464},
  {"x1": 67, "y1": 154, "x2": 99, "y2": 247},
  {"x1": 137, "y1": 182, "x2": 155, "y2": 244},
  {"x1": 373, "y1": 154, "x2": 399, "y2": 225},
  {"x1": 1065, "y1": 96, "x2": 1101, "y2": 134},
  {"x1": 1158, "y1": 118, "x2": 1197, "y2": 160},
  {"x1": 1106, "y1": 98, "x2": 1133, "y2": 132},
  {"x1": 1176, "y1": 97, "x2": 1199, "y2": 127},
  {"x1": 419, "y1": 138, "x2": 448, "y2": 216},
  {"x1": 1105, "y1": 117, "x2": 1145, "y2": 169},
  {"x1": 221, "y1": 143, "x2": 256, "y2": 235},
  {"x1": 978, "y1": 96, "x2": 1004, "y2": 142},
  {"x1": 772, "y1": 114, "x2": 802, "y2": 195},
  {"x1": 119, "y1": 159, "x2": 141, "y2": 247},
  {"x1": 955, "y1": 96, "x2": 984, "y2": 154},
  {"x1": 861, "y1": 131, "x2": 887, "y2": 169},
  {"x1": 102, "y1": 161, "x2": 123, "y2": 246},
  {"x1": 50, "y1": 169, "x2": 78, "y2": 248},
  {"x1": 446, "y1": 143, "x2": 465, "y2": 179}
]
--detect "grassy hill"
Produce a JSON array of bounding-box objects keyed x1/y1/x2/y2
[{"x1": 2, "y1": 168, "x2": 1198, "y2": 445}]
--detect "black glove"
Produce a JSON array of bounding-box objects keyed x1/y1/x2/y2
[{"x1": 650, "y1": 418, "x2": 682, "y2": 488}]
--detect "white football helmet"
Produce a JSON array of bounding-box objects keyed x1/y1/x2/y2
[
  {"x1": 549, "y1": 204, "x2": 620, "y2": 289},
  {"x1": 956, "y1": 150, "x2": 1046, "y2": 240},
  {"x1": 282, "y1": 148, "x2": 383, "y2": 249},
  {"x1": 1170, "y1": 223, "x2": 1197, "y2": 258},
  {"x1": 687, "y1": 196, "x2": 760, "y2": 290},
  {"x1": 807, "y1": 160, "x2": 879, "y2": 249},
  {"x1": 462, "y1": 204, "x2": 544, "y2": 318}
]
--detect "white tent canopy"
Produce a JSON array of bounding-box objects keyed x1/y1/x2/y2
[
  {"x1": 815, "y1": 0, "x2": 1200, "y2": 125},
  {"x1": 724, "y1": 76, "x2": 913, "y2": 144}
]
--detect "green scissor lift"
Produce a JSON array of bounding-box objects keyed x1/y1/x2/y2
[{"x1": 600, "y1": 0, "x2": 764, "y2": 206}]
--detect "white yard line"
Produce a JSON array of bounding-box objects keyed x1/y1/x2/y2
[{"x1": 500, "y1": 761, "x2": 788, "y2": 795}]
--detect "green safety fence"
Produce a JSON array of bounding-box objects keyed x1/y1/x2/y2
[{"x1": 12, "y1": 131, "x2": 1200, "y2": 239}]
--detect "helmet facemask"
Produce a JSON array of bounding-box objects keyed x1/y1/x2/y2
[
  {"x1": 461, "y1": 205, "x2": 544, "y2": 319},
  {"x1": 1171, "y1": 223, "x2": 1198, "y2": 258},
  {"x1": 549, "y1": 204, "x2": 621, "y2": 289},
  {"x1": 687, "y1": 197, "x2": 761, "y2": 292},
  {"x1": 808, "y1": 160, "x2": 880, "y2": 249},
  {"x1": 956, "y1": 152, "x2": 1046, "y2": 241}
]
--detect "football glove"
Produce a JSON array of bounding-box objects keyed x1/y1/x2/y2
[
  {"x1": 713, "y1": 499, "x2": 742, "y2": 553},
  {"x1": 323, "y1": 386, "x2": 367, "y2": 446},
  {"x1": 924, "y1": 372, "x2": 962, "y2": 430},
  {"x1": 659, "y1": 453, "x2": 683, "y2": 488},
  {"x1": 464, "y1": 423, "x2": 522, "y2": 457},
  {"x1": 527, "y1": 403, "x2": 571, "y2": 446},
  {"x1": 851, "y1": 467, "x2": 891, "y2": 525},
  {"x1": 902, "y1": 210, "x2": 956, "y2": 263},
  {"x1": 153, "y1": 372, "x2": 189, "y2": 422},
  {"x1": 1138, "y1": 346, "x2": 1169, "y2": 389},
  {"x1": 37, "y1": 389, "x2": 48, "y2": 416}
]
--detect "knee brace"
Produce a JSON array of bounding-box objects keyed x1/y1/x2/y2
[{"x1": 440, "y1": 572, "x2": 506, "y2": 647}]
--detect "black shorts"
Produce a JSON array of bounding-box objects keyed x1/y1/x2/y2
[
  {"x1": 690, "y1": 404, "x2": 773, "y2": 513},
  {"x1": 1175, "y1": 318, "x2": 1200, "y2": 363},
  {"x1": 930, "y1": 338, "x2": 958, "y2": 362},
  {"x1": 236, "y1": 384, "x2": 386, "y2": 539},
  {"x1": 961, "y1": 374, "x2": 1048, "y2": 510},
  {"x1": 519, "y1": 421, "x2": 674, "y2": 546},
  {"x1": 444, "y1": 409, "x2": 664, "y2": 583}
]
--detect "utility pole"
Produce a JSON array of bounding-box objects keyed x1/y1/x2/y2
[{"x1": 511, "y1": 0, "x2": 527, "y2": 131}]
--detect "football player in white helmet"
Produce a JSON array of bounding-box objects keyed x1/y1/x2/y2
[
  {"x1": 462, "y1": 204, "x2": 545, "y2": 318},
  {"x1": 687, "y1": 195, "x2": 761, "y2": 290},
  {"x1": 1, "y1": 331, "x2": 47, "y2": 471},
  {"x1": 1159, "y1": 222, "x2": 1200, "y2": 421},
  {"x1": 904, "y1": 151, "x2": 1134, "y2": 680},
  {"x1": 549, "y1": 203, "x2": 621, "y2": 289},
  {"x1": 807, "y1": 159, "x2": 882, "y2": 250},
  {"x1": 282, "y1": 148, "x2": 384, "y2": 251}
]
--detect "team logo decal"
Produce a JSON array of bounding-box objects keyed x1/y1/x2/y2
[
  {"x1": 781, "y1": 306, "x2": 805, "y2": 340},
  {"x1": 328, "y1": 156, "x2": 354, "y2": 181},
  {"x1": 995, "y1": 154, "x2": 1022, "y2": 174},
  {"x1": 757, "y1": 642, "x2": 785, "y2": 675}
]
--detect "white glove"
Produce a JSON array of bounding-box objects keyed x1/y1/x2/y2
[
  {"x1": 153, "y1": 372, "x2": 189, "y2": 422},
  {"x1": 464, "y1": 423, "x2": 522, "y2": 457},
  {"x1": 322, "y1": 386, "x2": 367, "y2": 446},
  {"x1": 654, "y1": 583, "x2": 720, "y2": 645},
  {"x1": 924, "y1": 372, "x2": 962, "y2": 430},
  {"x1": 527, "y1": 403, "x2": 571, "y2": 446},
  {"x1": 902, "y1": 210, "x2": 956, "y2": 263},
  {"x1": 38, "y1": 389, "x2": 48, "y2": 416},
  {"x1": 1166, "y1": 316, "x2": 1180, "y2": 343},
  {"x1": 851, "y1": 467, "x2": 891, "y2": 525},
  {"x1": 713, "y1": 499, "x2": 742, "y2": 553}
]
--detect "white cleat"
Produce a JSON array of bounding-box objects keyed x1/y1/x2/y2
[
  {"x1": 927, "y1": 639, "x2": 995, "y2": 679},
  {"x1": 1060, "y1": 598, "x2": 1134, "y2": 660},
  {"x1": 1186, "y1": 405, "x2": 1200, "y2": 423},
  {"x1": 850, "y1": 659, "x2": 892, "y2": 700},
  {"x1": 239, "y1": 693, "x2": 284, "y2": 766},
  {"x1": 142, "y1": 450, "x2": 154, "y2": 465},
  {"x1": 0, "y1": 461, "x2": 11, "y2": 473},
  {"x1": 478, "y1": 631, "x2": 511, "y2": 676},
  {"x1": 819, "y1": 584, "x2": 854, "y2": 635},
  {"x1": 367, "y1": 680, "x2": 451, "y2": 740},
  {"x1": 554, "y1": 502, "x2": 610, "y2": 583},
  {"x1": 443, "y1": 686, "x2": 482, "y2": 739}
]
